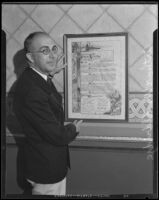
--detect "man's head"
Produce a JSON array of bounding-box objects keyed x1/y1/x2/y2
[{"x1": 24, "y1": 32, "x2": 59, "y2": 75}]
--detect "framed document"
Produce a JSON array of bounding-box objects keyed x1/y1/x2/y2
[{"x1": 64, "y1": 33, "x2": 128, "y2": 122}]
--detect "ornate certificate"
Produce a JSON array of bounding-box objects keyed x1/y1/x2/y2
[{"x1": 64, "y1": 33, "x2": 128, "y2": 122}]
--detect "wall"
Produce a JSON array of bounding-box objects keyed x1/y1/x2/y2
[{"x1": 2, "y1": 3, "x2": 158, "y2": 196}]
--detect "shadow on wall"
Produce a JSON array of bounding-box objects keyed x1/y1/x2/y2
[
  {"x1": 6, "y1": 49, "x2": 32, "y2": 195},
  {"x1": 6, "y1": 48, "x2": 28, "y2": 137}
]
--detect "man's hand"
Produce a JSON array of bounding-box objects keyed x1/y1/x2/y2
[
  {"x1": 73, "y1": 120, "x2": 83, "y2": 132},
  {"x1": 50, "y1": 54, "x2": 67, "y2": 76}
]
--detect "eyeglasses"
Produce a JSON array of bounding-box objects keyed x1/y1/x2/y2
[{"x1": 29, "y1": 45, "x2": 58, "y2": 55}]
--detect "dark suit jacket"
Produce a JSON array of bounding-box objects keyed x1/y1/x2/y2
[{"x1": 13, "y1": 67, "x2": 78, "y2": 184}]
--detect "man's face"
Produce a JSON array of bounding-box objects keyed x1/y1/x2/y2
[{"x1": 28, "y1": 34, "x2": 58, "y2": 75}]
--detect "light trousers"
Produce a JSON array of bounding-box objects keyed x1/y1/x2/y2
[{"x1": 27, "y1": 177, "x2": 66, "y2": 195}]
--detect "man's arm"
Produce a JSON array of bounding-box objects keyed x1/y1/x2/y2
[{"x1": 22, "y1": 88, "x2": 78, "y2": 146}]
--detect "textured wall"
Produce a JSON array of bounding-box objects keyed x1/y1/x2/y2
[{"x1": 2, "y1": 3, "x2": 157, "y2": 124}]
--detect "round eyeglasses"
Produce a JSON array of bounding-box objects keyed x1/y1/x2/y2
[{"x1": 29, "y1": 45, "x2": 58, "y2": 55}]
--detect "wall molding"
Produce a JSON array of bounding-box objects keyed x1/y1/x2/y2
[
  {"x1": 6, "y1": 134, "x2": 153, "y2": 151},
  {"x1": 76, "y1": 135, "x2": 152, "y2": 142}
]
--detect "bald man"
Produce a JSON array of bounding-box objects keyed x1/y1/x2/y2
[{"x1": 13, "y1": 32, "x2": 82, "y2": 195}]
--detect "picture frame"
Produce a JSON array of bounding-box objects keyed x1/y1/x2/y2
[{"x1": 63, "y1": 33, "x2": 128, "y2": 122}]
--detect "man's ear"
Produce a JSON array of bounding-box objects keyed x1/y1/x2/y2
[{"x1": 26, "y1": 53, "x2": 34, "y2": 63}]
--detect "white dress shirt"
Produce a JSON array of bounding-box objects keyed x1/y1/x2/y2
[{"x1": 30, "y1": 67, "x2": 47, "y2": 81}]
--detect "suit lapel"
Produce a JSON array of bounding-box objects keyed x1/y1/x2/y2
[
  {"x1": 26, "y1": 67, "x2": 63, "y2": 110},
  {"x1": 49, "y1": 93, "x2": 63, "y2": 112}
]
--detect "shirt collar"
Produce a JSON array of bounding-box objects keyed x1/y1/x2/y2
[{"x1": 30, "y1": 67, "x2": 47, "y2": 81}]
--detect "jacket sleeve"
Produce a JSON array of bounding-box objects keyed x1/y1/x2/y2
[{"x1": 22, "y1": 88, "x2": 78, "y2": 146}]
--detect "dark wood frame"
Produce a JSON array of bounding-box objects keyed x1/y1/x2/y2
[{"x1": 63, "y1": 32, "x2": 128, "y2": 122}]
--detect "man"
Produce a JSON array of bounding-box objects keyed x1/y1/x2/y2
[{"x1": 13, "y1": 32, "x2": 82, "y2": 195}]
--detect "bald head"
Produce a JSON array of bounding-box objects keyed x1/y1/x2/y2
[
  {"x1": 24, "y1": 32, "x2": 50, "y2": 53},
  {"x1": 24, "y1": 31, "x2": 59, "y2": 75}
]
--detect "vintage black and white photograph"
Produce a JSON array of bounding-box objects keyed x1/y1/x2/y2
[{"x1": 1, "y1": 2, "x2": 158, "y2": 199}]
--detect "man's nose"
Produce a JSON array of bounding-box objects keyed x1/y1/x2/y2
[{"x1": 49, "y1": 50, "x2": 57, "y2": 58}]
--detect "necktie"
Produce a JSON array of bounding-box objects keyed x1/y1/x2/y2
[
  {"x1": 47, "y1": 75, "x2": 58, "y2": 93},
  {"x1": 47, "y1": 75, "x2": 53, "y2": 88},
  {"x1": 47, "y1": 75, "x2": 62, "y2": 104}
]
